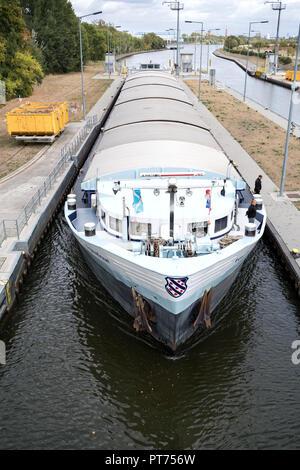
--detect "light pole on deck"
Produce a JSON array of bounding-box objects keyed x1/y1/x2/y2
[
  {"x1": 243, "y1": 20, "x2": 268, "y2": 102},
  {"x1": 185, "y1": 20, "x2": 204, "y2": 101},
  {"x1": 78, "y1": 10, "x2": 102, "y2": 120}
]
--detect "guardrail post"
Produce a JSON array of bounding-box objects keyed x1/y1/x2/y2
[
  {"x1": 24, "y1": 207, "x2": 28, "y2": 225},
  {"x1": 3, "y1": 220, "x2": 7, "y2": 239},
  {"x1": 16, "y1": 220, "x2": 20, "y2": 240}
]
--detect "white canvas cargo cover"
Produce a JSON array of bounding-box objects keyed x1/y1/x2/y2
[
  {"x1": 84, "y1": 71, "x2": 240, "y2": 183},
  {"x1": 116, "y1": 85, "x2": 193, "y2": 106},
  {"x1": 99, "y1": 122, "x2": 219, "y2": 150},
  {"x1": 125, "y1": 71, "x2": 176, "y2": 83},
  {"x1": 83, "y1": 140, "x2": 240, "y2": 181},
  {"x1": 123, "y1": 76, "x2": 183, "y2": 91},
  {"x1": 105, "y1": 98, "x2": 209, "y2": 131}
]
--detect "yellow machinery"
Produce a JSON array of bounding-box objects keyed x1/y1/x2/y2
[
  {"x1": 6, "y1": 102, "x2": 69, "y2": 142},
  {"x1": 285, "y1": 70, "x2": 300, "y2": 81}
]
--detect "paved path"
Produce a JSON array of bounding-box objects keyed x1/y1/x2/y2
[
  {"x1": 0, "y1": 123, "x2": 81, "y2": 220},
  {"x1": 181, "y1": 79, "x2": 300, "y2": 274}
]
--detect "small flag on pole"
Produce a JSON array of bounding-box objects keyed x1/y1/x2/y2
[
  {"x1": 133, "y1": 189, "x2": 143, "y2": 213},
  {"x1": 205, "y1": 189, "x2": 211, "y2": 214}
]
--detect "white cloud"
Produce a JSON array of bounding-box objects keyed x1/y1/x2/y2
[{"x1": 70, "y1": 0, "x2": 300, "y2": 37}]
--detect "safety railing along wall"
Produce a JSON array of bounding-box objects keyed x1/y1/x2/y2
[{"x1": 0, "y1": 115, "x2": 98, "y2": 247}]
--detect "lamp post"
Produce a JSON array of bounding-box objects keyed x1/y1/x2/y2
[
  {"x1": 206, "y1": 28, "x2": 220, "y2": 73},
  {"x1": 279, "y1": 23, "x2": 300, "y2": 196},
  {"x1": 250, "y1": 31, "x2": 261, "y2": 71},
  {"x1": 166, "y1": 28, "x2": 176, "y2": 66},
  {"x1": 185, "y1": 20, "x2": 204, "y2": 101},
  {"x1": 163, "y1": 2, "x2": 184, "y2": 75},
  {"x1": 107, "y1": 24, "x2": 121, "y2": 82},
  {"x1": 78, "y1": 10, "x2": 102, "y2": 120},
  {"x1": 243, "y1": 20, "x2": 268, "y2": 102},
  {"x1": 264, "y1": 1, "x2": 286, "y2": 74}
]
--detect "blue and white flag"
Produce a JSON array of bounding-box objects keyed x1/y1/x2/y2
[{"x1": 133, "y1": 189, "x2": 144, "y2": 213}]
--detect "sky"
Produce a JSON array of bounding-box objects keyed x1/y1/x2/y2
[{"x1": 71, "y1": 0, "x2": 300, "y2": 38}]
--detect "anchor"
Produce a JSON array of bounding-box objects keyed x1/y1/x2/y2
[
  {"x1": 132, "y1": 287, "x2": 154, "y2": 334},
  {"x1": 193, "y1": 287, "x2": 214, "y2": 329}
]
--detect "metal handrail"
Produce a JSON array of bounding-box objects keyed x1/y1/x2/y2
[{"x1": 0, "y1": 115, "x2": 98, "y2": 246}]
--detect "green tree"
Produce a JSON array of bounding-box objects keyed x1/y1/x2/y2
[
  {"x1": 82, "y1": 22, "x2": 106, "y2": 62},
  {"x1": 0, "y1": 0, "x2": 44, "y2": 99},
  {"x1": 6, "y1": 50, "x2": 43, "y2": 97},
  {"x1": 20, "y1": 0, "x2": 80, "y2": 74},
  {"x1": 224, "y1": 35, "x2": 240, "y2": 51},
  {"x1": 142, "y1": 33, "x2": 166, "y2": 50}
]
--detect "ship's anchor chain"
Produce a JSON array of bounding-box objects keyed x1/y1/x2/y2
[
  {"x1": 131, "y1": 287, "x2": 155, "y2": 334},
  {"x1": 193, "y1": 287, "x2": 214, "y2": 329}
]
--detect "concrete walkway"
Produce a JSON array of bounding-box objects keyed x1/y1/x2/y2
[
  {"x1": 181, "y1": 79, "x2": 300, "y2": 277},
  {"x1": 0, "y1": 123, "x2": 81, "y2": 220}
]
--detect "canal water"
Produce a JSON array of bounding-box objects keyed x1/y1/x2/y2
[
  {"x1": 124, "y1": 44, "x2": 300, "y2": 125},
  {"x1": 0, "y1": 209, "x2": 299, "y2": 450}
]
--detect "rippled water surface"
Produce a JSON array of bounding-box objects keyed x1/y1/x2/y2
[{"x1": 0, "y1": 210, "x2": 299, "y2": 450}]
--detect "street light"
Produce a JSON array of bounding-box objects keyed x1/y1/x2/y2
[
  {"x1": 163, "y1": 2, "x2": 184, "y2": 75},
  {"x1": 243, "y1": 20, "x2": 268, "y2": 102},
  {"x1": 280, "y1": 23, "x2": 300, "y2": 196},
  {"x1": 206, "y1": 28, "x2": 220, "y2": 73},
  {"x1": 78, "y1": 11, "x2": 102, "y2": 120},
  {"x1": 185, "y1": 20, "x2": 204, "y2": 101},
  {"x1": 166, "y1": 28, "x2": 176, "y2": 65},
  {"x1": 107, "y1": 24, "x2": 121, "y2": 82},
  {"x1": 264, "y1": 1, "x2": 286, "y2": 74},
  {"x1": 251, "y1": 31, "x2": 261, "y2": 71}
]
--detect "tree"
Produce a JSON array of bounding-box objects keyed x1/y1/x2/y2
[
  {"x1": 20, "y1": 0, "x2": 80, "y2": 74},
  {"x1": 142, "y1": 33, "x2": 166, "y2": 50},
  {"x1": 5, "y1": 50, "x2": 43, "y2": 98},
  {"x1": 0, "y1": 0, "x2": 44, "y2": 99},
  {"x1": 82, "y1": 23, "x2": 106, "y2": 62},
  {"x1": 224, "y1": 35, "x2": 240, "y2": 51}
]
